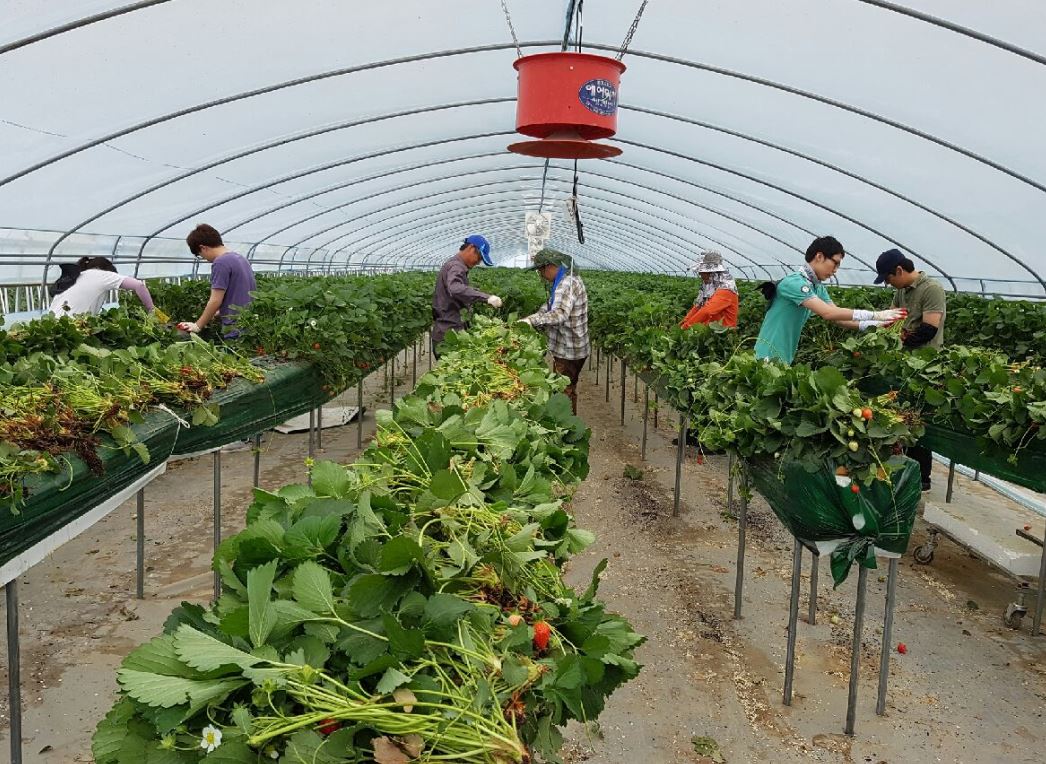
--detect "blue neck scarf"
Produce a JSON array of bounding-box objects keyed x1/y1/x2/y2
[{"x1": 547, "y1": 266, "x2": 567, "y2": 310}]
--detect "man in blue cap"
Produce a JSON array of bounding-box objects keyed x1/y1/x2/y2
[
  {"x1": 875, "y1": 248, "x2": 947, "y2": 490},
  {"x1": 430, "y1": 235, "x2": 502, "y2": 358}
]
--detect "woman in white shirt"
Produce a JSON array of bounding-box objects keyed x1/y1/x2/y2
[{"x1": 49, "y1": 257, "x2": 155, "y2": 317}]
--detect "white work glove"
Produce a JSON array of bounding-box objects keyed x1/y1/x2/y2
[
  {"x1": 857, "y1": 320, "x2": 887, "y2": 331},
  {"x1": 177, "y1": 321, "x2": 201, "y2": 333},
  {"x1": 487, "y1": 295, "x2": 503, "y2": 308},
  {"x1": 517, "y1": 317, "x2": 532, "y2": 326},
  {"x1": 853, "y1": 308, "x2": 906, "y2": 324}
]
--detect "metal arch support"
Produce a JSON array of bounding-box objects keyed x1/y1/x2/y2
[
  {"x1": 615, "y1": 137, "x2": 952, "y2": 285},
  {"x1": 227, "y1": 154, "x2": 532, "y2": 242},
  {"x1": 618, "y1": 105, "x2": 1028, "y2": 291},
  {"x1": 21, "y1": 42, "x2": 1045, "y2": 290},
  {"x1": 315, "y1": 174, "x2": 793, "y2": 276},
  {"x1": 580, "y1": 42, "x2": 1046, "y2": 206},
  {"x1": 393, "y1": 215, "x2": 648, "y2": 272},
  {"x1": 383, "y1": 209, "x2": 691, "y2": 274},
  {"x1": 854, "y1": 0, "x2": 1046, "y2": 67},
  {"x1": 289, "y1": 174, "x2": 782, "y2": 275},
  {"x1": 126, "y1": 127, "x2": 517, "y2": 278},
  {"x1": 0, "y1": 1, "x2": 173, "y2": 57},
  {"x1": 377, "y1": 214, "x2": 655, "y2": 273},
  {"x1": 359, "y1": 202, "x2": 687, "y2": 273},
  {"x1": 340, "y1": 192, "x2": 737, "y2": 273},
  {"x1": 46, "y1": 129, "x2": 518, "y2": 287},
  {"x1": 347, "y1": 188, "x2": 761, "y2": 277},
  {"x1": 308, "y1": 168, "x2": 797, "y2": 275},
  {"x1": 347, "y1": 187, "x2": 777, "y2": 280}
]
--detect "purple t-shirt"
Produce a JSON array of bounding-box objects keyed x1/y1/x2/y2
[{"x1": 210, "y1": 251, "x2": 256, "y2": 336}]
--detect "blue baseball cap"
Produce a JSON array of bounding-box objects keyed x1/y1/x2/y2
[
  {"x1": 463, "y1": 234, "x2": 492, "y2": 266},
  {"x1": 874, "y1": 248, "x2": 906, "y2": 284}
]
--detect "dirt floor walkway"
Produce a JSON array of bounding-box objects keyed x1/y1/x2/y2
[{"x1": 2, "y1": 349, "x2": 1046, "y2": 763}]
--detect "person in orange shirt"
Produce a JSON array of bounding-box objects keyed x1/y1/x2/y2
[{"x1": 680, "y1": 250, "x2": 739, "y2": 329}]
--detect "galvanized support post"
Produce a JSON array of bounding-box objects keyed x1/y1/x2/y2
[
  {"x1": 946, "y1": 460, "x2": 956, "y2": 503},
  {"x1": 317, "y1": 405, "x2": 323, "y2": 451},
  {"x1": 252, "y1": 433, "x2": 262, "y2": 488},
  {"x1": 783, "y1": 540, "x2": 803, "y2": 705},
  {"x1": 845, "y1": 565, "x2": 870, "y2": 735},
  {"x1": 673, "y1": 413, "x2": 687, "y2": 517},
  {"x1": 733, "y1": 459, "x2": 748, "y2": 620},
  {"x1": 605, "y1": 355, "x2": 611, "y2": 402},
  {"x1": 136, "y1": 489, "x2": 145, "y2": 600},
  {"x1": 412, "y1": 340, "x2": 417, "y2": 388},
  {"x1": 6, "y1": 582, "x2": 21, "y2": 764},
  {"x1": 213, "y1": 451, "x2": 222, "y2": 601},
  {"x1": 308, "y1": 409, "x2": 316, "y2": 463},
  {"x1": 876, "y1": 558, "x2": 899, "y2": 715},
  {"x1": 654, "y1": 394, "x2": 659, "y2": 429},
  {"x1": 357, "y1": 379, "x2": 364, "y2": 449},
  {"x1": 391, "y1": 353, "x2": 396, "y2": 400},
  {"x1": 1033, "y1": 535, "x2": 1046, "y2": 636},
  {"x1": 727, "y1": 452, "x2": 735, "y2": 512},
  {"x1": 428, "y1": 332, "x2": 433, "y2": 371},
  {"x1": 641, "y1": 384, "x2": 650, "y2": 461},
  {"x1": 633, "y1": 371, "x2": 638, "y2": 403},
  {"x1": 596, "y1": 347, "x2": 601, "y2": 383},
  {"x1": 619, "y1": 359, "x2": 626, "y2": 426},
  {"x1": 808, "y1": 553, "x2": 819, "y2": 625}
]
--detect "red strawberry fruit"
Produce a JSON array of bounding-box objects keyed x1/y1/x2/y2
[
  {"x1": 897, "y1": 642, "x2": 907, "y2": 655},
  {"x1": 532, "y1": 621, "x2": 551, "y2": 652},
  {"x1": 318, "y1": 718, "x2": 341, "y2": 735}
]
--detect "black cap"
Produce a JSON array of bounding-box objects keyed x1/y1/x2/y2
[{"x1": 874, "y1": 248, "x2": 906, "y2": 284}]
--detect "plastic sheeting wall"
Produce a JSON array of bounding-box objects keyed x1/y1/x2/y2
[{"x1": 0, "y1": 1, "x2": 1044, "y2": 295}]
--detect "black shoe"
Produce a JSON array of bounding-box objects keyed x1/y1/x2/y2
[{"x1": 921, "y1": 480, "x2": 932, "y2": 492}]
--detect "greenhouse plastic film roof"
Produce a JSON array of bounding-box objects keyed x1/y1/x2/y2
[{"x1": 1, "y1": 0, "x2": 1044, "y2": 295}]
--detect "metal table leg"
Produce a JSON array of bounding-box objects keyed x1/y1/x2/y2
[
  {"x1": 357, "y1": 379, "x2": 364, "y2": 449},
  {"x1": 733, "y1": 460, "x2": 748, "y2": 620},
  {"x1": 317, "y1": 405, "x2": 323, "y2": 451},
  {"x1": 641, "y1": 384, "x2": 650, "y2": 461},
  {"x1": 252, "y1": 433, "x2": 262, "y2": 488},
  {"x1": 1033, "y1": 534, "x2": 1046, "y2": 636},
  {"x1": 596, "y1": 347, "x2": 601, "y2": 383},
  {"x1": 845, "y1": 565, "x2": 870, "y2": 735},
  {"x1": 6, "y1": 582, "x2": 21, "y2": 764},
  {"x1": 412, "y1": 340, "x2": 417, "y2": 388},
  {"x1": 213, "y1": 451, "x2": 222, "y2": 601},
  {"x1": 876, "y1": 558, "x2": 899, "y2": 714},
  {"x1": 135, "y1": 489, "x2": 145, "y2": 600},
  {"x1": 428, "y1": 332, "x2": 433, "y2": 371},
  {"x1": 619, "y1": 359, "x2": 626, "y2": 425},
  {"x1": 391, "y1": 353, "x2": 396, "y2": 400},
  {"x1": 673, "y1": 413, "x2": 687, "y2": 517},
  {"x1": 783, "y1": 540, "x2": 803, "y2": 705},
  {"x1": 633, "y1": 371, "x2": 638, "y2": 403},
  {"x1": 946, "y1": 459, "x2": 956, "y2": 503},
  {"x1": 654, "y1": 394, "x2": 659, "y2": 429},
  {"x1": 808, "y1": 554, "x2": 819, "y2": 625},
  {"x1": 308, "y1": 409, "x2": 316, "y2": 462}
]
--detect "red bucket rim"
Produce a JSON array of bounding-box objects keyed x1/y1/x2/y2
[{"x1": 513, "y1": 51, "x2": 627, "y2": 75}]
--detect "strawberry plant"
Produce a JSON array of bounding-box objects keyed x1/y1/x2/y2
[{"x1": 93, "y1": 318, "x2": 643, "y2": 763}]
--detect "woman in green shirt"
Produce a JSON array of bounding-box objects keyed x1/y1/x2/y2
[{"x1": 754, "y1": 236, "x2": 905, "y2": 365}]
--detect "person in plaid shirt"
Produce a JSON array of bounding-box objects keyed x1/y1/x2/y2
[{"x1": 520, "y1": 249, "x2": 589, "y2": 414}]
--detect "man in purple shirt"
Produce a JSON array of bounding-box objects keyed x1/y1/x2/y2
[
  {"x1": 178, "y1": 224, "x2": 257, "y2": 339},
  {"x1": 431, "y1": 235, "x2": 502, "y2": 358}
]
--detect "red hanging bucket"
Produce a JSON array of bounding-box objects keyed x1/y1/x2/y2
[{"x1": 508, "y1": 52, "x2": 626, "y2": 159}]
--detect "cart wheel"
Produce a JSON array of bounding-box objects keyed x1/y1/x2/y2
[
  {"x1": 1004, "y1": 603, "x2": 1027, "y2": 630},
  {"x1": 913, "y1": 545, "x2": 935, "y2": 565}
]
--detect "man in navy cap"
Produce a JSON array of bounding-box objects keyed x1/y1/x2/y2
[
  {"x1": 875, "y1": 248, "x2": 947, "y2": 490},
  {"x1": 875, "y1": 248, "x2": 946, "y2": 350},
  {"x1": 430, "y1": 235, "x2": 502, "y2": 359}
]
